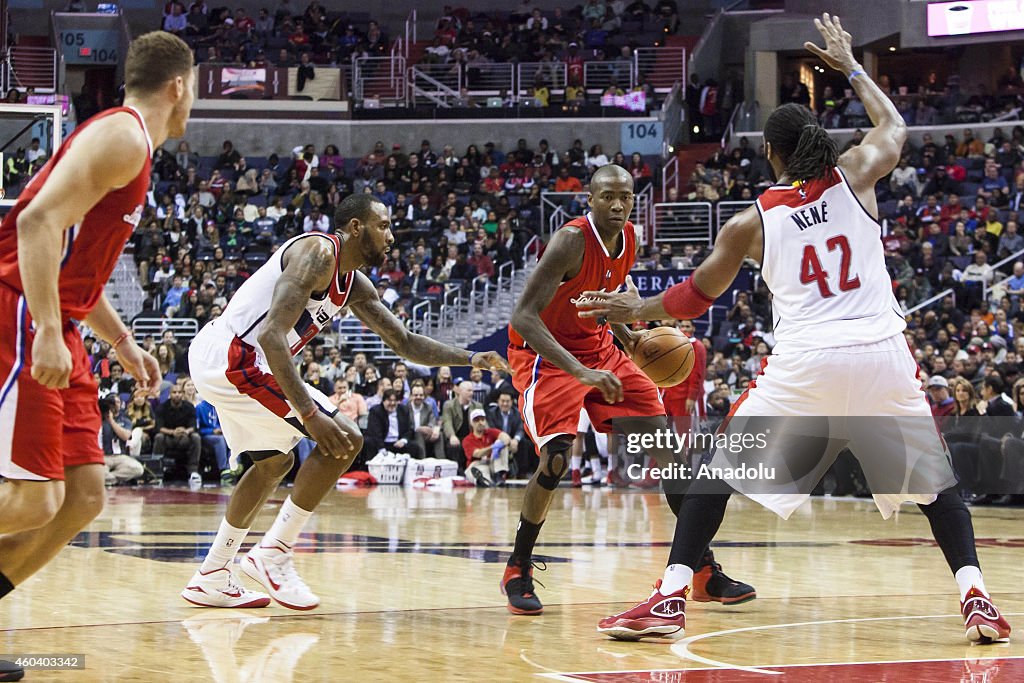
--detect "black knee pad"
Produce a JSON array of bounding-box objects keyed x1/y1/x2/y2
[
  {"x1": 537, "y1": 436, "x2": 573, "y2": 490},
  {"x1": 246, "y1": 449, "x2": 285, "y2": 462},
  {"x1": 919, "y1": 488, "x2": 968, "y2": 519}
]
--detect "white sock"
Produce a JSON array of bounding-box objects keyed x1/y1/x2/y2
[
  {"x1": 660, "y1": 564, "x2": 694, "y2": 596},
  {"x1": 201, "y1": 518, "x2": 250, "y2": 573},
  {"x1": 608, "y1": 451, "x2": 618, "y2": 472},
  {"x1": 590, "y1": 457, "x2": 602, "y2": 477},
  {"x1": 955, "y1": 565, "x2": 986, "y2": 601},
  {"x1": 570, "y1": 455, "x2": 582, "y2": 471},
  {"x1": 260, "y1": 496, "x2": 313, "y2": 551}
]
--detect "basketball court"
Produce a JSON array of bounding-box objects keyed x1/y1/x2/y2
[{"x1": 2, "y1": 486, "x2": 1020, "y2": 681}]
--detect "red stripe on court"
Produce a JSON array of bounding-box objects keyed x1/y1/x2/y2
[
  {"x1": 225, "y1": 336, "x2": 291, "y2": 417},
  {"x1": 560, "y1": 657, "x2": 1022, "y2": 682}
]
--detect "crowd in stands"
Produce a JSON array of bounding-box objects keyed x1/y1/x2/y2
[
  {"x1": 157, "y1": 0, "x2": 675, "y2": 109},
  {"x1": 162, "y1": 0, "x2": 681, "y2": 68},
  {"x1": 785, "y1": 69, "x2": 1024, "y2": 130}
]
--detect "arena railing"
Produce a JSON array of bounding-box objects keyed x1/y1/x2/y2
[
  {"x1": 409, "y1": 64, "x2": 460, "y2": 107},
  {"x1": 352, "y1": 55, "x2": 406, "y2": 108},
  {"x1": 634, "y1": 46, "x2": 685, "y2": 95},
  {"x1": 517, "y1": 61, "x2": 568, "y2": 99},
  {"x1": 131, "y1": 318, "x2": 199, "y2": 344},
  {"x1": 583, "y1": 60, "x2": 635, "y2": 95},
  {"x1": 652, "y1": 201, "x2": 714, "y2": 246},
  {"x1": 716, "y1": 200, "x2": 754, "y2": 235},
  {"x1": 982, "y1": 246, "x2": 1024, "y2": 302},
  {"x1": 903, "y1": 288, "x2": 956, "y2": 317},
  {"x1": 540, "y1": 192, "x2": 579, "y2": 238}
]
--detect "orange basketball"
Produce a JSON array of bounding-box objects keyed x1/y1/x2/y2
[{"x1": 632, "y1": 326, "x2": 694, "y2": 388}]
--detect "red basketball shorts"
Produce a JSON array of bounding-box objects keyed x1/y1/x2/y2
[
  {"x1": 0, "y1": 284, "x2": 104, "y2": 481},
  {"x1": 509, "y1": 343, "x2": 664, "y2": 451}
]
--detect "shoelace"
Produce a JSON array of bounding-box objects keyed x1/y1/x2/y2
[
  {"x1": 225, "y1": 571, "x2": 247, "y2": 595},
  {"x1": 267, "y1": 553, "x2": 308, "y2": 592},
  {"x1": 513, "y1": 560, "x2": 547, "y2": 596}
]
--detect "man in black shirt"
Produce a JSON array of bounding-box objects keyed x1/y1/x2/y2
[{"x1": 155, "y1": 384, "x2": 202, "y2": 487}]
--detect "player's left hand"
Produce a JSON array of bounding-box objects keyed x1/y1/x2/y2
[
  {"x1": 471, "y1": 351, "x2": 511, "y2": 374},
  {"x1": 117, "y1": 342, "x2": 161, "y2": 396},
  {"x1": 576, "y1": 275, "x2": 643, "y2": 323}
]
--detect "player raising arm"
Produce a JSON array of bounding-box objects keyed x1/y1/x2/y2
[{"x1": 582, "y1": 14, "x2": 1009, "y2": 645}]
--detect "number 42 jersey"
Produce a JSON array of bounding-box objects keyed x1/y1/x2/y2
[{"x1": 756, "y1": 167, "x2": 905, "y2": 355}]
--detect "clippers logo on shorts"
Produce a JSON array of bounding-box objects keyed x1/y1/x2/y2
[
  {"x1": 509, "y1": 213, "x2": 635, "y2": 356},
  {"x1": 649, "y1": 596, "x2": 686, "y2": 618}
]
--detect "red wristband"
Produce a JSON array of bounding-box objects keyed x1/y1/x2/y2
[
  {"x1": 300, "y1": 404, "x2": 319, "y2": 421},
  {"x1": 662, "y1": 277, "x2": 714, "y2": 321},
  {"x1": 112, "y1": 331, "x2": 131, "y2": 351}
]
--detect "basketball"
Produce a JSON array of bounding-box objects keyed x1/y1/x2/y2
[{"x1": 632, "y1": 326, "x2": 695, "y2": 388}]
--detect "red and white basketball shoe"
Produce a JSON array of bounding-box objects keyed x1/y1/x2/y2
[
  {"x1": 961, "y1": 587, "x2": 1011, "y2": 643},
  {"x1": 242, "y1": 542, "x2": 320, "y2": 611},
  {"x1": 570, "y1": 469, "x2": 583, "y2": 488},
  {"x1": 181, "y1": 566, "x2": 271, "y2": 608},
  {"x1": 597, "y1": 581, "x2": 688, "y2": 641}
]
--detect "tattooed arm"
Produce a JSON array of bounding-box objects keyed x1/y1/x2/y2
[
  {"x1": 347, "y1": 271, "x2": 509, "y2": 372},
  {"x1": 257, "y1": 236, "x2": 355, "y2": 457}
]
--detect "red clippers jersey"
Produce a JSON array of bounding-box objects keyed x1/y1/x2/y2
[
  {"x1": 0, "y1": 106, "x2": 152, "y2": 319},
  {"x1": 509, "y1": 213, "x2": 636, "y2": 356}
]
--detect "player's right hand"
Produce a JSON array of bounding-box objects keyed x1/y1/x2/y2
[
  {"x1": 804, "y1": 13, "x2": 858, "y2": 74},
  {"x1": 31, "y1": 329, "x2": 73, "y2": 390},
  {"x1": 304, "y1": 411, "x2": 356, "y2": 460},
  {"x1": 577, "y1": 369, "x2": 623, "y2": 404}
]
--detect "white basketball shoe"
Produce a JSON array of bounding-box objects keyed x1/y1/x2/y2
[
  {"x1": 241, "y1": 542, "x2": 320, "y2": 611},
  {"x1": 181, "y1": 566, "x2": 271, "y2": 608}
]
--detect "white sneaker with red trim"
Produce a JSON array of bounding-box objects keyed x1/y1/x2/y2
[
  {"x1": 181, "y1": 566, "x2": 271, "y2": 608},
  {"x1": 241, "y1": 543, "x2": 320, "y2": 611}
]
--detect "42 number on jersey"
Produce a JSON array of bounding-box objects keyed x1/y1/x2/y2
[{"x1": 799, "y1": 235, "x2": 861, "y2": 299}]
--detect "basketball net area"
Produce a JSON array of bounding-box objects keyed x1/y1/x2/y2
[{"x1": 0, "y1": 102, "x2": 64, "y2": 214}]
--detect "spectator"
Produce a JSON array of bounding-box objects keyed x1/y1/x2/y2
[
  {"x1": 979, "y1": 375, "x2": 1015, "y2": 415},
  {"x1": 889, "y1": 157, "x2": 921, "y2": 198},
  {"x1": 442, "y1": 380, "x2": 481, "y2": 463},
  {"x1": 487, "y1": 391, "x2": 527, "y2": 475},
  {"x1": 215, "y1": 140, "x2": 241, "y2": 170},
  {"x1": 925, "y1": 375, "x2": 956, "y2": 422},
  {"x1": 163, "y1": 2, "x2": 188, "y2": 34},
  {"x1": 999, "y1": 222, "x2": 1023, "y2": 259},
  {"x1": 99, "y1": 396, "x2": 145, "y2": 485},
  {"x1": 331, "y1": 378, "x2": 369, "y2": 427},
  {"x1": 467, "y1": 366, "x2": 491, "y2": 404},
  {"x1": 126, "y1": 388, "x2": 156, "y2": 454},
  {"x1": 196, "y1": 398, "x2": 237, "y2": 485},
  {"x1": 303, "y1": 206, "x2": 330, "y2": 233},
  {"x1": 462, "y1": 407, "x2": 511, "y2": 486},
  {"x1": 406, "y1": 381, "x2": 444, "y2": 458},
  {"x1": 154, "y1": 384, "x2": 203, "y2": 489},
  {"x1": 366, "y1": 389, "x2": 423, "y2": 458}
]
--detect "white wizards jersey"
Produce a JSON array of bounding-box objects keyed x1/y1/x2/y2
[
  {"x1": 220, "y1": 232, "x2": 355, "y2": 357},
  {"x1": 756, "y1": 167, "x2": 905, "y2": 354}
]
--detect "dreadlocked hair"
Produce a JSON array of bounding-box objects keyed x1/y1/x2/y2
[{"x1": 763, "y1": 103, "x2": 839, "y2": 182}]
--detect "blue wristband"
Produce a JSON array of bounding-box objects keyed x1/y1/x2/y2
[
  {"x1": 468, "y1": 351, "x2": 478, "y2": 366},
  {"x1": 847, "y1": 69, "x2": 866, "y2": 83},
  {"x1": 491, "y1": 441, "x2": 505, "y2": 457}
]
